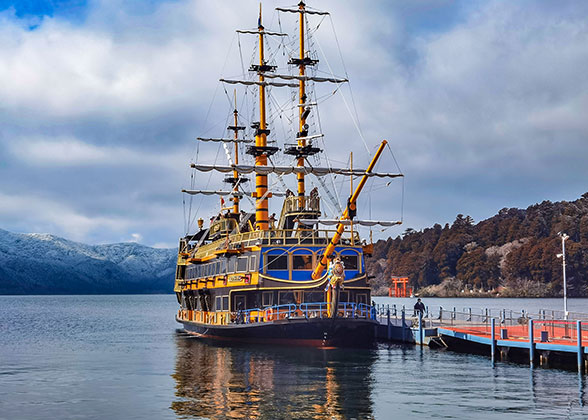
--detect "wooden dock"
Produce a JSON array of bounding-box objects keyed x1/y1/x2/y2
[{"x1": 374, "y1": 305, "x2": 588, "y2": 373}]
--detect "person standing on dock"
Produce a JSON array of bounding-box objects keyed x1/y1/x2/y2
[{"x1": 414, "y1": 298, "x2": 425, "y2": 317}]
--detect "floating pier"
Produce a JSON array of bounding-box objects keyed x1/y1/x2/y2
[{"x1": 374, "y1": 305, "x2": 588, "y2": 374}]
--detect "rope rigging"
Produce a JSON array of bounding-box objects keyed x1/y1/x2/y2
[{"x1": 183, "y1": 4, "x2": 404, "y2": 239}]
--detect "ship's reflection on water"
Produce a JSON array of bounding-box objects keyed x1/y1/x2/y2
[{"x1": 171, "y1": 332, "x2": 377, "y2": 419}]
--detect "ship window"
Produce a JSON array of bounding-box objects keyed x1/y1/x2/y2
[
  {"x1": 234, "y1": 295, "x2": 246, "y2": 311},
  {"x1": 262, "y1": 291, "x2": 273, "y2": 307},
  {"x1": 249, "y1": 255, "x2": 257, "y2": 271},
  {"x1": 304, "y1": 291, "x2": 324, "y2": 303},
  {"x1": 237, "y1": 257, "x2": 248, "y2": 272},
  {"x1": 340, "y1": 254, "x2": 359, "y2": 270},
  {"x1": 187, "y1": 294, "x2": 195, "y2": 310},
  {"x1": 215, "y1": 296, "x2": 222, "y2": 311},
  {"x1": 221, "y1": 259, "x2": 227, "y2": 274},
  {"x1": 228, "y1": 257, "x2": 236, "y2": 273},
  {"x1": 215, "y1": 261, "x2": 221, "y2": 275},
  {"x1": 356, "y1": 294, "x2": 367, "y2": 305},
  {"x1": 293, "y1": 254, "x2": 313, "y2": 270},
  {"x1": 222, "y1": 296, "x2": 229, "y2": 311},
  {"x1": 278, "y1": 291, "x2": 295, "y2": 305},
  {"x1": 267, "y1": 254, "x2": 288, "y2": 270}
]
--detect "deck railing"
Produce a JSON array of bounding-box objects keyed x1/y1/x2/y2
[
  {"x1": 373, "y1": 303, "x2": 588, "y2": 345},
  {"x1": 179, "y1": 302, "x2": 377, "y2": 326}
]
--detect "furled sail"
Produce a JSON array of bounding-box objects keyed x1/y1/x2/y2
[
  {"x1": 261, "y1": 73, "x2": 347, "y2": 84},
  {"x1": 276, "y1": 7, "x2": 329, "y2": 15},
  {"x1": 236, "y1": 30, "x2": 288, "y2": 36},
  {"x1": 196, "y1": 137, "x2": 254, "y2": 144},
  {"x1": 220, "y1": 78, "x2": 299, "y2": 88},
  {"x1": 190, "y1": 163, "x2": 404, "y2": 179},
  {"x1": 298, "y1": 219, "x2": 402, "y2": 227},
  {"x1": 182, "y1": 189, "x2": 286, "y2": 197}
]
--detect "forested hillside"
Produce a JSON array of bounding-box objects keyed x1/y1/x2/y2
[{"x1": 367, "y1": 193, "x2": 588, "y2": 297}]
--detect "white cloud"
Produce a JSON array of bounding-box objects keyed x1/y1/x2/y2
[
  {"x1": 1, "y1": 0, "x2": 588, "y2": 245},
  {"x1": 0, "y1": 192, "x2": 129, "y2": 241},
  {"x1": 151, "y1": 241, "x2": 176, "y2": 249},
  {"x1": 128, "y1": 232, "x2": 143, "y2": 243},
  {"x1": 7, "y1": 135, "x2": 188, "y2": 169}
]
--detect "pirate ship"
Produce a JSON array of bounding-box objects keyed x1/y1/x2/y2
[{"x1": 174, "y1": 2, "x2": 403, "y2": 347}]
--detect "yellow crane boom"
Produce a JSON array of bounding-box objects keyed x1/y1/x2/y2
[{"x1": 311, "y1": 139, "x2": 388, "y2": 280}]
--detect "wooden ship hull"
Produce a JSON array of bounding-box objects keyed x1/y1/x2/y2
[{"x1": 177, "y1": 316, "x2": 377, "y2": 347}]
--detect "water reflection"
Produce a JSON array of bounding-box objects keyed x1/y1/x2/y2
[
  {"x1": 579, "y1": 372, "x2": 585, "y2": 408},
  {"x1": 171, "y1": 332, "x2": 377, "y2": 419}
]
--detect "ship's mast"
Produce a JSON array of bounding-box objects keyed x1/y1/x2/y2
[
  {"x1": 296, "y1": 1, "x2": 307, "y2": 208},
  {"x1": 255, "y1": 5, "x2": 269, "y2": 230},
  {"x1": 231, "y1": 91, "x2": 240, "y2": 215}
]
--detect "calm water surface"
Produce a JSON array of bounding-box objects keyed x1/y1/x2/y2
[{"x1": 0, "y1": 295, "x2": 586, "y2": 419}]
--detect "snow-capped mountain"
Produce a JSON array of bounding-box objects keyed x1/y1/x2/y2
[{"x1": 0, "y1": 229, "x2": 177, "y2": 294}]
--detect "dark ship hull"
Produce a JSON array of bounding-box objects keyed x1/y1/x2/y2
[{"x1": 177, "y1": 316, "x2": 377, "y2": 348}]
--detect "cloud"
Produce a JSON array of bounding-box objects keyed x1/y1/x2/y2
[
  {"x1": 7, "y1": 135, "x2": 189, "y2": 168},
  {"x1": 0, "y1": 0, "x2": 587, "y2": 247},
  {"x1": 128, "y1": 232, "x2": 143, "y2": 243},
  {"x1": 0, "y1": 191, "x2": 129, "y2": 241},
  {"x1": 357, "y1": 1, "x2": 588, "y2": 227}
]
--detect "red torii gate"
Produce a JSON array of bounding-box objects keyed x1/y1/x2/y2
[{"x1": 389, "y1": 277, "x2": 412, "y2": 297}]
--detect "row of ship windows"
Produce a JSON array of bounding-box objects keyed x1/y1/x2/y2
[
  {"x1": 266, "y1": 253, "x2": 359, "y2": 271},
  {"x1": 185, "y1": 255, "x2": 257, "y2": 280},
  {"x1": 183, "y1": 251, "x2": 361, "y2": 280}
]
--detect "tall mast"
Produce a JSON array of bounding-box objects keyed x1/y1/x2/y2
[
  {"x1": 255, "y1": 4, "x2": 269, "y2": 230},
  {"x1": 231, "y1": 91, "x2": 240, "y2": 215},
  {"x1": 297, "y1": 1, "x2": 307, "y2": 208}
]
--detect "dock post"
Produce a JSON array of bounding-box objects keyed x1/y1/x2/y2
[
  {"x1": 529, "y1": 319, "x2": 535, "y2": 368},
  {"x1": 401, "y1": 309, "x2": 406, "y2": 342},
  {"x1": 387, "y1": 308, "x2": 391, "y2": 341},
  {"x1": 418, "y1": 311, "x2": 423, "y2": 346},
  {"x1": 491, "y1": 317, "x2": 496, "y2": 365},
  {"x1": 578, "y1": 321, "x2": 583, "y2": 374}
]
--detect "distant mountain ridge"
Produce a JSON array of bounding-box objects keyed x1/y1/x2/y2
[{"x1": 0, "y1": 229, "x2": 177, "y2": 294}]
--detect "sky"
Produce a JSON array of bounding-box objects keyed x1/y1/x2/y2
[{"x1": 0, "y1": 0, "x2": 587, "y2": 248}]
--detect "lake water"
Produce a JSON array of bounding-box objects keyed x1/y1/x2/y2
[{"x1": 1, "y1": 295, "x2": 587, "y2": 419}]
